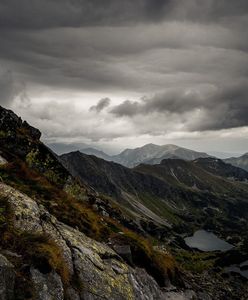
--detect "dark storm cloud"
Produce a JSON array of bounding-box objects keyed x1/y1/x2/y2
[
  {"x1": 0, "y1": 0, "x2": 247, "y2": 29},
  {"x1": 111, "y1": 90, "x2": 201, "y2": 116},
  {"x1": 0, "y1": 70, "x2": 14, "y2": 105},
  {"x1": 0, "y1": 0, "x2": 173, "y2": 29},
  {"x1": 0, "y1": 0, "x2": 248, "y2": 143},
  {"x1": 0, "y1": 0, "x2": 247, "y2": 94},
  {"x1": 195, "y1": 81, "x2": 248, "y2": 131},
  {"x1": 0, "y1": 24, "x2": 246, "y2": 95},
  {"x1": 110, "y1": 80, "x2": 248, "y2": 131},
  {"x1": 0, "y1": 69, "x2": 25, "y2": 106},
  {"x1": 90, "y1": 97, "x2": 111, "y2": 112}
]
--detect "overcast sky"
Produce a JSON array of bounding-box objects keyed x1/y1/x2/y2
[{"x1": 0, "y1": 0, "x2": 247, "y2": 155}]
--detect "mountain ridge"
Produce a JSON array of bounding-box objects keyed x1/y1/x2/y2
[
  {"x1": 224, "y1": 153, "x2": 248, "y2": 172},
  {"x1": 79, "y1": 143, "x2": 211, "y2": 167},
  {"x1": 60, "y1": 150, "x2": 248, "y2": 239}
]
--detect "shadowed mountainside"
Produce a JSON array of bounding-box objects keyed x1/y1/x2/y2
[{"x1": 60, "y1": 151, "x2": 248, "y2": 240}]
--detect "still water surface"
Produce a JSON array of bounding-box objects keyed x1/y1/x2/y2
[{"x1": 184, "y1": 230, "x2": 234, "y2": 252}]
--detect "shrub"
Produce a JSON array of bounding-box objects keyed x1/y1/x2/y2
[{"x1": 175, "y1": 250, "x2": 215, "y2": 273}]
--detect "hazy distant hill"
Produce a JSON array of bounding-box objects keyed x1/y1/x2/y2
[
  {"x1": 113, "y1": 144, "x2": 210, "y2": 167},
  {"x1": 79, "y1": 143, "x2": 211, "y2": 167},
  {"x1": 79, "y1": 147, "x2": 113, "y2": 161},
  {"x1": 225, "y1": 153, "x2": 248, "y2": 171}
]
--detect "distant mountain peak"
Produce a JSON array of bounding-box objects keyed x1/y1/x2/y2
[
  {"x1": 79, "y1": 147, "x2": 112, "y2": 161},
  {"x1": 113, "y1": 143, "x2": 210, "y2": 167},
  {"x1": 79, "y1": 142, "x2": 211, "y2": 168}
]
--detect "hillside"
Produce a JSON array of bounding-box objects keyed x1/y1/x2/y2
[
  {"x1": 80, "y1": 147, "x2": 113, "y2": 161},
  {"x1": 225, "y1": 153, "x2": 248, "y2": 172},
  {"x1": 135, "y1": 158, "x2": 248, "y2": 191},
  {"x1": 193, "y1": 157, "x2": 248, "y2": 181},
  {"x1": 60, "y1": 152, "x2": 248, "y2": 240},
  {"x1": 60, "y1": 151, "x2": 179, "y2": 227}
]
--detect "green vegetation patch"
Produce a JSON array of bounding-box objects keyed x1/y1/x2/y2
[{"x1": 175, "y1": 249, "x2": 216, "y2": 273}]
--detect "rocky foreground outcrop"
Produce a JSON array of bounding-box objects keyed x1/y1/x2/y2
[{"x1": 0, "y1": 183, "x2": 195, "y2": 300}]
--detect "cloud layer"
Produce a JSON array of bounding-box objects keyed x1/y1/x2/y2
[{"x1": 0, "y1": 0, "x2": 247, "y2": 153}]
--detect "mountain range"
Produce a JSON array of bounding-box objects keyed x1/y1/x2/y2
[
  {"x1": 80, "y1": 143, "x2": 211, "y2": 167},
  {"x1": 80, "y1": 143, "x2": 248, "y2": 172},
  {"x1": 60, "y1": 151, "x2": 248, "y2": 237},
  {"x1": 1, "y1": 105, "x2": 248, "y2": 299}
]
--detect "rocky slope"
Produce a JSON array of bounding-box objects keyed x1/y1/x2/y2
[
  {"x1": 1, "y1": 182, "x2": 247, "y2": 300},
  {"x1": 1, "y1": 182, "x2": 192, "y2": 300}
]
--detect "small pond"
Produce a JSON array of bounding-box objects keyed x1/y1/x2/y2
[{"x1": 184, "y1": 230, "x2": 234, "y2": 252}]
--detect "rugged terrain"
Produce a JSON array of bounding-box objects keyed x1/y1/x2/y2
[
  {"x1": 60, "y1": 151, "x2": 248, "y2": 240},
  {"x1": 0, "y1": 105, "x2": 248, "y2": 299}
]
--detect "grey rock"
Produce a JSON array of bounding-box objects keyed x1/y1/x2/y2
[
  {"x1": 65, "y1": 287, "x2": 80, "y2": 300},
  {"x1": 112, "y1": 245, "x2": 133, "y2": 264},
  {"x1": 0, "y1": 254, "x2": 15, "y2": 300},
  {"x1": 0, "y1": 183, "x2": 196, "y2": 300},
  {"x1": 31, "y1": 268, "x2": 64, "y2": 300},
  {"x1": 129, "y1": 268, "x2": 166, "y2": 300}
]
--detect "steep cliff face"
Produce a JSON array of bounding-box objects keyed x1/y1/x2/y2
[{"x1": 0, "y1": 183, "x2": 195, "y2": 300}]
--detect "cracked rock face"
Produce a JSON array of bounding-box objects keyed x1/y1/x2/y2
[
  {"x1": 0, "y1": 183, "x2": 195, "y2": 300},
  {"x1": 31, "y1": 268, "x2": 64, "y2": 300}
]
